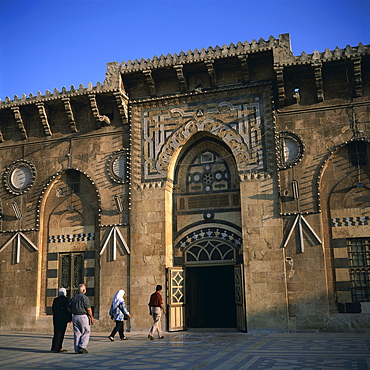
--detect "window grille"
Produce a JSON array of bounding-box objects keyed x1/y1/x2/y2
[
  {"x1": 347, "y1": 238, "x2": 370, "y2": 302},
  {"x1": 59, "y1": 252, "x2": 84, "y2": 298}
]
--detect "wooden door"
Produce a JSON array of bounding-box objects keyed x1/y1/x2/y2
[
  {"x1": 234, "y1": 264, "x2": 247, "y2": 332},
  {"x1": 168, "y1": 267, "x2": 186, "y2": 331}
]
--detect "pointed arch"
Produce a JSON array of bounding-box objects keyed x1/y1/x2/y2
[
  {"x1": 158, "y1": 119, "x2": 252, "y2": 179},
  {"x1": 37, "y1": 168, "x2": 101, "y2": 315},
  {"x1": 320, "y1": 139, "x2": 370, "y2": 310},
  {"x1": 169, "y1": 130, "x2": 243, "y2": 267},
  {"x1": 317, "y1": 138, "x2": 370, "y2": 212}
]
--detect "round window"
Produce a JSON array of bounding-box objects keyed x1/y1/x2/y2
[
  {"x1": 4, "y1": 160, "x2": 36, "y2": 195},
  {"x1": 107, "y1": 149, "x2": 129, "y2": 184},
  {"x1": 278, "y1": 132, "x2": 304, "y2": 169}
]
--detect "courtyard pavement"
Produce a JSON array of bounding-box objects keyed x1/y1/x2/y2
[{"x1": 0, "y1": 329, "x2": 369, "y2": 369}]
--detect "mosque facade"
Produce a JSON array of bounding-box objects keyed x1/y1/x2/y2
[{"x1": 0, "y1": 33, "x2": 369, "y2": 332}]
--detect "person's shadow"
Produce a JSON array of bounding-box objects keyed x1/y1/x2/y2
[{"x1": 0, "y1": 346, "x2": 51, "y2": 353}]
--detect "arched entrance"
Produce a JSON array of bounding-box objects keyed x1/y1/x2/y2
[{"x1": 169, "y1": 133, "x2": 245, "y2": 331}]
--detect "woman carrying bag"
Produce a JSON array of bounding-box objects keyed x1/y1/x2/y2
[{"x1": 108, "y1": 289, "x2": 131, "y2": 341}]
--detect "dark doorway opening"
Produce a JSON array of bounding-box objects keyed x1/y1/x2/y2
[{"x1": 186, "y1": 265, "x2": 236, "y2": 328}]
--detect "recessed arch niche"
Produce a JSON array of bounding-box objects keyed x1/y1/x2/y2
[
  {"x1": 320, "y1": 140, "x2": 370, "y2": 310},
  {"x1": 40, "y1": 169, "x2": 100, "y2": 315}
]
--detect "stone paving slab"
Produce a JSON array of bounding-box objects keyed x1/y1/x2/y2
[{"x1": 0, "y1": 330, "x2": 369, "y2": 369}]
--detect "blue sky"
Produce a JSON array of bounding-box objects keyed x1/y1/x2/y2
[{"x1": 1, "y1": 0, "x2": 369, "y2": 100}]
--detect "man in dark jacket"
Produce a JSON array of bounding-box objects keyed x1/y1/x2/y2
[{"x1": 51, "y1": 288, "x2": 72, "y2": 353}]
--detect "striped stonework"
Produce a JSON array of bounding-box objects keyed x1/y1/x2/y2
[
  {"x1": 332, "y1": 238, "x2": 352, "y2": 305},
  {"x1": 332, "y1": 216, "x2": 370, "y2": 227},
  {"x1": 45, "y1": 226, "x2": 96, "y2": 314}
]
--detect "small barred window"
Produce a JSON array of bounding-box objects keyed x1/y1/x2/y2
[{"x1": 347, "y1": 238, "x2": 370, "y2": 302}]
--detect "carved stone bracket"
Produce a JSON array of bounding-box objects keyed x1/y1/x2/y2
[
  {"x1": 204, "y1": 60, "x2": 216, "y2": 86},
  {"x1": 89, "y1": 94, "x2": 110, "y2": 129},
  {"x1": 274, "y1": 65, "x2": 285, "y2": 105},
  {"x1": 113, "y1": 92, "x2": 129, "y2": 123},
  {"x1": 36, "y1": 103, "x2": 52, "y2": 136},
  {"x1": 174, "y1": 65, "x2": 187, "y2": 93},
  {"x1": 143, "y1": 70, "x2": 156, "y2": 96},
  {"x1": 352, "y1": 56, "x2": 362, "y2": 97},
  {"x1": 312, "y1": 61, "x2": 324, "y2": 102},
  {"x1": 11, "y1": 106, "x2": 28, "y2": 139},
  {"x1": 237, "y1": 55, "x2": 250, "y2": 82},
  {"x1": 61, "y1": 98, "x2": 78, "y2": 132}
]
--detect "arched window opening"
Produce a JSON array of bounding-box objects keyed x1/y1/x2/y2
[{"x1": 348, "y1": 141, "x2": 367, "y2": 167}]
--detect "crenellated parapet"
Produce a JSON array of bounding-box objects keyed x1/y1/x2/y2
[
  {"x1": 120, "y1": 34, "x2": 292, "y2": 73},
  {"x1": 280, "y1": 43, "x2": 370, "y2": 66},
  {"x1": 118, "y1": 36, "x2": 368, "y2": 75},
  {"x1": 0, "y1": 82, "x2": 109, "y2": 109},
  {"x1": 274, "y1": 42, "x2": 370, "y2": 105},
  {"x1": 116, "y1": 34, "x2": 369, "y2": 106},
  {"x1": 1, "y1": 34, "x2": 369, "y2": 114}
]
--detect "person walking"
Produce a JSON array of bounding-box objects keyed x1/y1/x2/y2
[
  {"x1": 51, "y1": 288, "x2": 72, "y2": 353},
  {"x1": 68, "y1": 283, "x2": 94, "y2": 354},
  {"x1": 108, "y1": 289, "x2": 131, "y2": 341},
  {"x1": 148, "y1": 284, "x2": 166, "y2": 340}
]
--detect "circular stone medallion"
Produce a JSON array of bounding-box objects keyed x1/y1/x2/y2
[
  {"x1": 4, "y1": 160, "x2": 36, "y2": 195},
  {"x1": 107, "y1": 149, "x2": 129, "y2": 184}
]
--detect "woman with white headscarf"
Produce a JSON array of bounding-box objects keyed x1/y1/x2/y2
[
  {"x1": 108, "y1": 289, "x2": 131, "y2": 341},
  {"x1": 51, "y1": 288, "x2": 72, "y2": 353}
]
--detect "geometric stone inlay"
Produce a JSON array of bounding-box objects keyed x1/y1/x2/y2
[
  {"x1": 49, "y1": 233, "x2": 95, "y2": 243},
  {"x1": 332, "y1": 217, "x2": 370, "y2": 227},
  {"x1": 142, "y1": 95, "x2": 264, "y2": 181}
]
